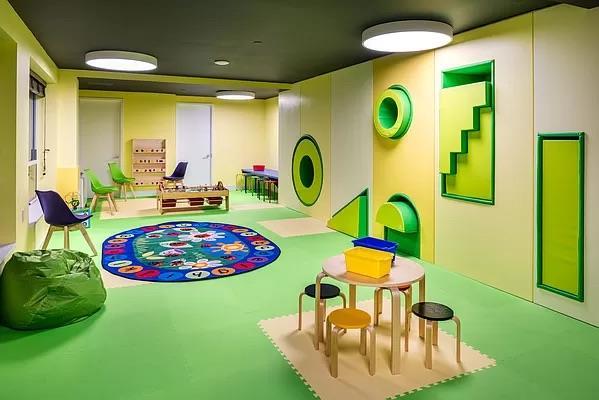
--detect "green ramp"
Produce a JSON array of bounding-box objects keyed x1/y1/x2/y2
[{"x1": 327, "y1": 190, "x2": 368, "y2": 238}]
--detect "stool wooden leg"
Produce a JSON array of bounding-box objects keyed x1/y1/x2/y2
[
  {"x1": 320, "y1": 300, "x2": 326, "y2": 343},
  {"x1": 432, "y1": 321, "x2": 439, "y2": 346},
  {"x1": 325, "y1": 317, "x2": 332, "y2": 356},
  {"x1": 360, "y1": 328, "x2": 367, "y2": 355},
  {"x1": 425, "y1": 320, "x2": 433, "y2": 369},
  {"x1": 313, "y1": 272, "x2": 325, "y2": 350},
  {"x1": 63, "y1": 226, "x2": 70, "y2": 249},
  {"x1": 368, "y1": 326, "x2": 376, "y2": 376},
  {"x1": 330, "y1": 327, "x2": 340, "y2": 378},
  {"x1": 42, "y1": 226, "x2": 54, "y2": 250},
  {"x1": 453, "y1": 316, "x2": 461, "y2": 363},
  {"x1": 339, "y1": 292, "x2": 347, "y2": 308},
  {"x1": 297, "y1": 292, "x2": 305, "y2": 330}
]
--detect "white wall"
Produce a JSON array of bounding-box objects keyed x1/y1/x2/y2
[
  {"x1": 330, "y1": 62, "x2": 373, "y2": 230},
  {"x1": 533, "y1": 5, "x2": 599, "y2": 326}
]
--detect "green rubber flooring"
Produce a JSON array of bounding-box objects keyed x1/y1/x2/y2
[{"x1": 0, "y1": 191, "x2": 597, "y2": 399}]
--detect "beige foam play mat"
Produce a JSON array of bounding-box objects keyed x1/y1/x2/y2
[
  {"x1": 259, "y1": 300, "x2": 495, "y2": 400},
  {"x1": 258, "y1": 217, "x2": 334, "y2": 237}
]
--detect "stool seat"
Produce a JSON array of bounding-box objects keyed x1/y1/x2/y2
[
  {"x1": 329, "y1": 309, "x2": 371, "y2": 329},
  {"x1": 304, "y1": 283, "x2": 340, "y2": 300},
  {"x1": 412, "y1": 302, "x2": 454, "y2": 321}
]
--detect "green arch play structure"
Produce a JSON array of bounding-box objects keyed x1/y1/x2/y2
[
  {"x1": 373, "y1": 84, "x2": 413, "y2": 139},
  {"x1": 376, "y1": 193, "x2": 420, "y2": 258},
  {"x1": 292, "y1": 135, "x2": 323, "y2": 206}
]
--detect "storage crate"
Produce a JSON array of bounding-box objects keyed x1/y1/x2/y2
[
  {"x1": 344, "y1": 246, "x2": 393, "y2": 279},
  {"x1": 352, "y1": 236, "x2": 397, "y2": 259},
  {"x1": 253, "y1": 164, "x2": 265, "y2": 171}
]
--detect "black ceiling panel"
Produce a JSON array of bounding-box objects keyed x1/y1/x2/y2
[{"x1": 9, "y1": 0, "x2": 557, "y2": 83}]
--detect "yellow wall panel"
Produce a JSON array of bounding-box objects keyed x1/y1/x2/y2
[{"x1": 372, "y1": 52, "x2": 436, "y2": 263}]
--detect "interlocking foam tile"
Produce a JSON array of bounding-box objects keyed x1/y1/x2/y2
[
  {"x1": 259, "y1": 300, "x2": 495, "y2": 400},
  {"x1": 258, "y1": 217, "x2": 334, "y2": 237}
]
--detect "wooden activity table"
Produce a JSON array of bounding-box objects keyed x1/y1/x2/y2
[
  {"x1": 157, "y1": 184, "x2": 229, "y2": 214},
  {"x1": 314, "y1": 254, "x2": 425, "y2": 375}
]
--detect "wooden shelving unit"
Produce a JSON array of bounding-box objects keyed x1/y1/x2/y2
[{"x1": 131, "y1": 139, "x2": 166, "y2": 187}]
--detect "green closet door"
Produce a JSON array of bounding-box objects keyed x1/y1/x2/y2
[{"x1": 537, "y1": 133, "x2": 584, "y2": 301}]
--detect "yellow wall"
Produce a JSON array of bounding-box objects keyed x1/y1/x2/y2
[
  {"x1": 434, "y1": 14, "x2": 535, "y2": 300},
  {"x1": 78, "y1": 90, "x2": 271, "y2": 186},
  {"x1": 265, "y1": 97, "x2": 279, "y2": 169},
  {"x1": 372, "y1": 52, "x2": 436, "y2": 263}
]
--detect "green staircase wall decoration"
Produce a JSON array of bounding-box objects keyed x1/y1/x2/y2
[
  {"x1": 327, "y1": 190, "x2": 368, "y2": 238},
  {"x1": 439, "y1": 60, "x2": 495, "y2": 204}
]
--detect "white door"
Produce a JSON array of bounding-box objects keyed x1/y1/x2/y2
[
  {"x1": 176, "y1": 103, "x2": 212, "y2": 186},
  {"x1": 79, "y1": 98, "x2": 122, "y2": 196}
]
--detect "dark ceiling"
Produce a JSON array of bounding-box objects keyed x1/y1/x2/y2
[
  {"x1": 10, "y1": 0, "x2": 566, "y2": 84},
  {"x1": 78, "y1": 78, "x2": 282, "y2": 99}
]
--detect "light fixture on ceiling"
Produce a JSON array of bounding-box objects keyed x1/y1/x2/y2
[
  {"x1": 85, "y1": 50, "x2": 157, "y2": 71},
  {"x1": 214, "y1": 59, "x2": 230, "y2": 66},
  {"x1": 362, "y1": 20, "x2": 453, "y2": 52},
  {"x1": 216, "y1": 90, "x2": 255, "y2": 100}
]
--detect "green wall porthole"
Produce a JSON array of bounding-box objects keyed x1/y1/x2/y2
[
  {"x1": 374, "y1": 84, "x2": 413, "y2": 139},
  {"x1": 292, "y1": 135, "x2": 323, "y2": 206}
]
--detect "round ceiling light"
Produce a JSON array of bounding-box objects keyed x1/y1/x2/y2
[
  {"x1": 214, "y1": 59, "x2": 230, "y2": 66},
  {"x1": 85, "y1": 50, "x2": 157, "y2": 71},
  {"x1": 216, "y1": 90, "x2": 255, "y2": 100},
  {"x1": 362, "y1": 20, "x2": 453, "y2": 52}
]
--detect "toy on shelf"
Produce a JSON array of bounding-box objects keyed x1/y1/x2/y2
[{"x1": 157, "y1": 181, "x2": 229, "y2": 214}]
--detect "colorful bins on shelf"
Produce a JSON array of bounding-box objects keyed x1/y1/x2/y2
[
  {"x1": 253, "y1": 164, "x2": 265, "y2": 171},
  {"x1": 344, "y1": 247, "x2": 393, "y2": 279},
  {"x1": 352, "y1": 236, "x2": 398, "y2": 260}
]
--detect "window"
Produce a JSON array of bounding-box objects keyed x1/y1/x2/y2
[{"x1": 28, "y1": 74, "x2": 45, "y2": 201}]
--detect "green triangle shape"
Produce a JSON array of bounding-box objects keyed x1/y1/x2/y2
[{"x1": 327, "y1": 190, "x2": 368, "y2": 238}]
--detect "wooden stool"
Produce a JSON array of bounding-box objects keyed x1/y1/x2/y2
[
  {"x1": 325, "y1": 308, "x2": 376, "y2": 377},
  {"x1": 411, "y1": 302, "x2": 461, "y2": 369},
  {"x1": 373, "y1": 285, "x2": 413, "y2": 350},
  {"x1": 298, "y1": 284, "x2": 346, "y2": 332}
]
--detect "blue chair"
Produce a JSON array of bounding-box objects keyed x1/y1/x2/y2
[
  {"x1": 36, "y1": 190, "x2": 97, "y2": 256},
  {"x1": 163, "y1": 162, "x2": 188, "y2": 185}
]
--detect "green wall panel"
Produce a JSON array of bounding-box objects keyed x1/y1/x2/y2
[{"x1": 537, "y1": 133, "x2": 585, "y2": 301}]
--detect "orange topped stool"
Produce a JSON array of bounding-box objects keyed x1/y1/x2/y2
[{"x1": 325, "y1": 308, "x2": 376, "y2": 377}]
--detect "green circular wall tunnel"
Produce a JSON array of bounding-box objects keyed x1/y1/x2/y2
[
  {"x1": 292, "y1": 135, "x2": 323, "y2": 206},
  {"x1": 374, "y1": 85, "x2": 413, "y2": 139}
]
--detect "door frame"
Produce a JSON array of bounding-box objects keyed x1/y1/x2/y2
[{"x1": 175, "y1": 102, "x2": 213, "y2": 185}]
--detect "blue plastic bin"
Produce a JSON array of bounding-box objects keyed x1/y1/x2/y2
[{"x1": 352, "y1": 236, "x2": 397, "y2": 260}]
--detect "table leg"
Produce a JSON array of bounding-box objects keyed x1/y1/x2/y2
[
  {"x1": 225, "y1": 195, "x2": 230, "y2": 211},
  {"x1": 244, "y1": 175, "x2": 248, "y2": 193},
  {"x1": 313, "y1": 272, "x2": 326, "y2": 350},
  {"x1": 348, "y1": 284, "x2": 357, "y2": 308},
  {"x1": 390, "y1": 287, "x2": 402, "y2": 374},
  {"x1": 419, "y1": 275, "x2": 426, "y2": 339}
]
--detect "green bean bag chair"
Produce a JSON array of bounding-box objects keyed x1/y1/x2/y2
[{"x1": 0, "y1": 249, "x2": 107, "y2": 330}]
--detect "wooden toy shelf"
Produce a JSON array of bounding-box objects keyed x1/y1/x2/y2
[{"x1": 131, "y1": 139, "x2": 166, "y2": 187}]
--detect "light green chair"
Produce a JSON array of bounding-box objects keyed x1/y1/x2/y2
[
  {"x1": 84, "y1": 169, "x2": 118, "y2": 215},
  {"x1": 108, "y1": 162, "x2": 136, "y2": 200}
]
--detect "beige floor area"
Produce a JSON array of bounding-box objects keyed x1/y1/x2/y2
[
  {"x1": 259, "y1": 300, "x2": 495, "y2": 400},
  {"x1": 100, "y1": 268, "x2": 152, "y2": 289},
  {"x1": 258, "y1": 217, "x2": 334, "y2": 237}
]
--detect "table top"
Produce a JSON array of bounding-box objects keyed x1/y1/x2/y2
[
  {"x1": 322, "y1": 254, "x2": 425, "y2": 288},
  {"x1": 241, "y1": 168, "x2": 278, "y2": 179}
]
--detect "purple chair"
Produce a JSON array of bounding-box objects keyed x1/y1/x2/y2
[
  {"x1": 163, "y1": 162, "x2": 188, "y2": 185},
  {"x1": 36, "y1": 190, "x2": 97, "y2": 256}
]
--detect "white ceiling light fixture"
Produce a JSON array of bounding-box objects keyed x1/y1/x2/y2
[
  {"x1": 85, "y1": 50, "x2": 157, "y2": 71},
  {"x1": 362, "y1": 20, "x2": 453, "y2": 52},
  {"x1": 214, "y1": 59, "x2": 230, "y2": 66},
  {"x1": 216, "y1": 90, "x2": 255, "y2": 100}
]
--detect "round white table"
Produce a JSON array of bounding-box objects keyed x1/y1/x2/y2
[{"x1": 314, "y1": 254, "x2": 426, "y2": 375}]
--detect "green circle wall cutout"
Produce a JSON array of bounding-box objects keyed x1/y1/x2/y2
[
  {"x1": 374, "y1": 85, "x2": 413, "y2": 139},
  {"x1": 292, "y1": 135, "x2": 323, "y2": 206}
]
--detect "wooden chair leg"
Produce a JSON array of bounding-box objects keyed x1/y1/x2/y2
[
  {"x1": 130, "y1": 183, "x2": 136, "y2": 198},
  {"x1": 425, "y1": 320, "x2": 433, "y2": 369},
  {"x1": 453, "y1": 316, "x2": 461, "y2": 363},
  {"x1": 298, "y1": 292, "x2": 305, "y2": 330},
  {"x1": 110, "y1": 193, "x2": 118, "y2": 212},
  {"x1": 42, "y1": 226, "x2": 54, "y2": 250},
  {"x1": 122, "y1": 184, "x2": 127, "y2": 201},
  {"x1": 432, "y1": 321, "x2": 439, "y2": 346},
  {"x1": 368, "y1": 326, "x2": 376, "y2": 376},
  {"x1": 360, "y1": 328, "x2": 367, "y2": 355},
  {"x1": 90, "y1": 194, "x2": 98, "y2": 212},
  {"x1": 78, "y1": 224, "x2": 97, "y2": 256},
  {"x1": 330, "y1": 327, "x2": 340, "y2": 378},
  {"x1": 63, "y1": 226, "x2": 70, "y2": 249},
  {"x1": 325, "y1": 317, "x2": 332, "y2": 356}
]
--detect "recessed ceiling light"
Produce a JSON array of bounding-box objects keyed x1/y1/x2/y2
[
  {"x1": 362, "y1": 20, "x2": 453, "y2": 52},
  {"x1": 85, "y1": 50, "x2": 157, "y2": 71},
  {"x1": 216, "y1": 90, "x2": 255, "y2": 100},
  {"x1": 214, "y1": 60, "x2": 230, "y2": 66}
]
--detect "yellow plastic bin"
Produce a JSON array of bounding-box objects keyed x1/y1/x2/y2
[{"x1": 344, "y1": 246, "x2": 393, "y2": 279}]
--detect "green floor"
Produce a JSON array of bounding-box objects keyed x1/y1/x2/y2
[{"x1": 1, "y1": 191, "x2": 598, "y2": 399}]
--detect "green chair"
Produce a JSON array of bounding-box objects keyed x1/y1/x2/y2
[
  {"x1": 108, "y1": 162, "x2": 136, "y2": 200},
  {"x1": 84, "y1": 169, "x2": 118, "y2": 215}
]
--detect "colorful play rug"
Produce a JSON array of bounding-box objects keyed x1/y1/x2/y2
[{"x1": 101, "y1": 222, "x2": 281, "y2": 282}]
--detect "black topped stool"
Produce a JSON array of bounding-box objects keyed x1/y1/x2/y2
[
  {"x1": 411, "y1": 302, "x2": 461, "y2": 369},
  {"x1": 298, "y1": 284, "x2": 347, "y2": 332}
]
